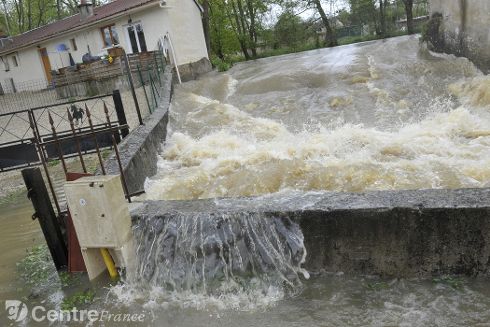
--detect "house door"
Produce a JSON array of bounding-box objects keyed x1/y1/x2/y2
[
  {"x1": 125, "y1": 23, "x2": 148, "y2": 54},
  {"x1": 39, "y1": 48, "x2": 52, "y2": 84}
]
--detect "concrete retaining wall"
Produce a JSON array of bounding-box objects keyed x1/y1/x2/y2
[
  {"x1": 429, "y1": 0, "x2": 490, "y2": 73},
  {"x1": 132, "y1": 188, "x2": 490, "y2": 277},
  {"x1": 104, "y1": 67, "x2": 173, "y2": 195}
]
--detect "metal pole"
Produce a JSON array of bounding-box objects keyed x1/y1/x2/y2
[
  {"x1": 122, "y1": 53, "x2": 143, "y2": 125},
  {"x1": 137, "y1": 64, "x2": 152, "y2": 114},
  {"x1": 153, "y1": 52, "x2": 162, "y2": 86},
  {"x1": 149, "y1": 72, "x2": 158, "y2": 110},
  {"x1": 85, "y1": 105, "x2": 106, "y2": 175},
  {"x1": 67, "y1": 108, "x2": 87, "y2": 173},
  {"x1": 22, "y1": 168, "x2": 68, "y2": 271},
  {"x1": 112, "y1": 90, "x2": 130, "y2": 138},
  {"x1": 28, "y1": 111, "x2": 61, "y2": 214},
  {"x1": 48, "y1": 112, "x2": 68, "y2": 176},
  {"x1": 111, "y1": 135, "x2": 131, "y2": 203}
]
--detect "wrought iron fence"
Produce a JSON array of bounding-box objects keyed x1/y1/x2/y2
[{"x1": 0, "y1": 91, "x2": 128, "y2": 173}]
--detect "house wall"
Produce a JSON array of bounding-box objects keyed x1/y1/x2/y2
[
  {"x1": 0, "y1": 49, "x2": 46, "y2": 91},
  {"x1": 166, "y1": 0, "x2": 209, "y2": 65},
  {"x1": 113, "y1": 5, "x2": 172, "y2": 55},
  {"x1": 429, "y1": 0, "x2": 490, "y2": 73},
  {"x1": 0, "y1": 0, "x2": 208, "y2": 92}
]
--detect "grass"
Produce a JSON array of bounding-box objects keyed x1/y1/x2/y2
[
  {"x1": 61, "y1": 289, "x2": 96, "y2": 311},
  {"x1": 17, "y1": 245, "x2": 54, "y2": 285},
  {"x1": 48, "y1": 159, "x2": 60, "y2": 168}
]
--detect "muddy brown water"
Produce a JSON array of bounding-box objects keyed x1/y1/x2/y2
[{"x1": 1, "y1": 36, "x2": 490, "y2": 326}]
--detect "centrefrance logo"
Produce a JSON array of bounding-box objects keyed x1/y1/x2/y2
[
  {"x1": 4, "y1": 300, "x2": 146, "y2": 323},
  {"x1": 5, "y1": 301, "x2": 28, "y2": 322}
]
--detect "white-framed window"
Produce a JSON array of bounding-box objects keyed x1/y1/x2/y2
[
  {"x1": 124, "y1": 22, "x2": 148, "y2": 54},
  {"x1": 12, "y1": 55, "x2": 18, "y2": 67}
]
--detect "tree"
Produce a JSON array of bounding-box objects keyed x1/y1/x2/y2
[
  {"x1": 401, "y1": 0, "x2": 414, "y2": 34},
  {"x1": 0, "y1": 0, "x2": 110, "y2": 35},
  {"x1": 274, "y1": 11, "x2": 306, "y2": 49},
  {"x1": 311, "y1": 0, "x2": 337, "y2": 47}
]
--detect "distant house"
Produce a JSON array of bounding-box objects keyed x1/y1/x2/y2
[{"x1": 0, "y1": 0, "x2": 209, "y2": 92}]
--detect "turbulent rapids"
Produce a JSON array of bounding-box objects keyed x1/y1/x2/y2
[
  {"x1": 145, "y1": 36, "x2": 490, "y2": 201},
  {"x1": 117, "y1": 36, "x2": 490, "y2": 310}
]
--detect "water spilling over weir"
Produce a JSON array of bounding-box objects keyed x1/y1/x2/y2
[
  {"x1": 105, "y1": 36, "x2": 490, "y2": 317},
  {"x1": 122, "y1": 212, "x2": 308, "y2": 308}
]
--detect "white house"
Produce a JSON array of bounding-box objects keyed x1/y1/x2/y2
[{"x1": 0, "y1": 0, "x2": 209, "y2": 91}]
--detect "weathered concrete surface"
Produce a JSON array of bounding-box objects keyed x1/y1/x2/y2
[
  {"x1": 177, "y1": 57, "x2": 212, "y2": 82},
  {"x1": 429, "y1": 0, "x2": 490, "y2": 73},
  {"x1": 132, "y1": 188, "x2": 490, "y2": 277},
  {"x1": 104, "y1": 67, "x2": 173, "y2": 195}
]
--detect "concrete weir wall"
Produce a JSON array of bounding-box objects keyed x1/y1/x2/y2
[
  {"x1": 132, "y1": 188, "x2": 490, "y2": 278},
  {"x1": 104, "y1": 67, "x2": 173, "y2": 195},
  {"x1": 429, "y1": 0, "x2": 490, "y2": 73}
]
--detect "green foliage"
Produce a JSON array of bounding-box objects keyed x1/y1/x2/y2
[
  {"x1": 274, "y1": 12, "x2": 307, "y2": 49},
  {"x1": 48, "y1": 159, "x2": 60, "y2": 168},
  {"x1": 17, "y1": 245, "x2": 53, "y2": 285},
  {"x1": 0, "y1": 0, "x2": 111, "y2": 35},
  {"x1": 101, "y1": 149, "x2": 112, "y2": 160},
  {"x1": 58, "y1": 271, "x2": 82, "y2": 287},
  {"x1": 61, "y1": 289, "x2": 96, "y2": 311},
  {"x1": 211, "y1": 56, "x2": 232, "y2": 72}
]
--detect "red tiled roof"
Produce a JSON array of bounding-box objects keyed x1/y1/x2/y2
[{"x1": 0, "y1": 0, "x2": 159, "y2": 55}]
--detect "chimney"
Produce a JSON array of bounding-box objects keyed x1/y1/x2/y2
[{"x1": 78, "y1": 0, "x2": 94, "y2": 20}]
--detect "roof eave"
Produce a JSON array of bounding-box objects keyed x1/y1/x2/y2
[{"x1": 0, "y1": 0, "x2": 160, "y2": 56}]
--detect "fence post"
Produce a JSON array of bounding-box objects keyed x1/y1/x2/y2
[
  {"x1": 137, "y1": 65, "x2": 152, "y2": 114},
  {"x1": 153, "y1": 52, "x2": 162, "y2": 87},
  {"x1": 112, "y1": 90, "x2": 129, "y2": 139},
  {"x1": 122, "y1": 54, "x2": 143, "y2": 125},
  {"x1": 22, "y1": 168, "x2": 68, "y2": 271},
  {"x1": 149, "y1": 73, "x2": 158, "y2": 110}
]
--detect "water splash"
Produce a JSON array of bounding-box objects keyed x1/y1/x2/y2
[{"x1": 110, "y1": 212, "x2": 309, "y2": 310}]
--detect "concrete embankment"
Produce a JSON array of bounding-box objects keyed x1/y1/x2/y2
[
  {"x1": 132, "y1": 188, "x2": 490, "y2": 277},
  {"x1": 104, "y1": 67, "x2": 173, "y2": 195}
]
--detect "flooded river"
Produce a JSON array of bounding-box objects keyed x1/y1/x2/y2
[
  {"x1": 2, "y1": 36, "x2": 490, "y2": 326},
  {"x1": 145, "y1": 35, "x2": 490, "y2": 200}
]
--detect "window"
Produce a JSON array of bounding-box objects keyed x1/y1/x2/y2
[
  {"x1": 101, "y1": 25, "x2": 120, "y2": 48},
  {"x1": 11, "y1": 55, "x2": 18, "y2": 67},
  {"x1": 125, "y1": 23, "x2": 147, "y2": 54},
  {"x1": 70, "y1": 38, "x2": 78, "y2": 51}
]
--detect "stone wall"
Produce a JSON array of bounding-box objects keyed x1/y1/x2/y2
[{"x1": 428, "y1": 0, "x2": 490, "y2": 73}]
